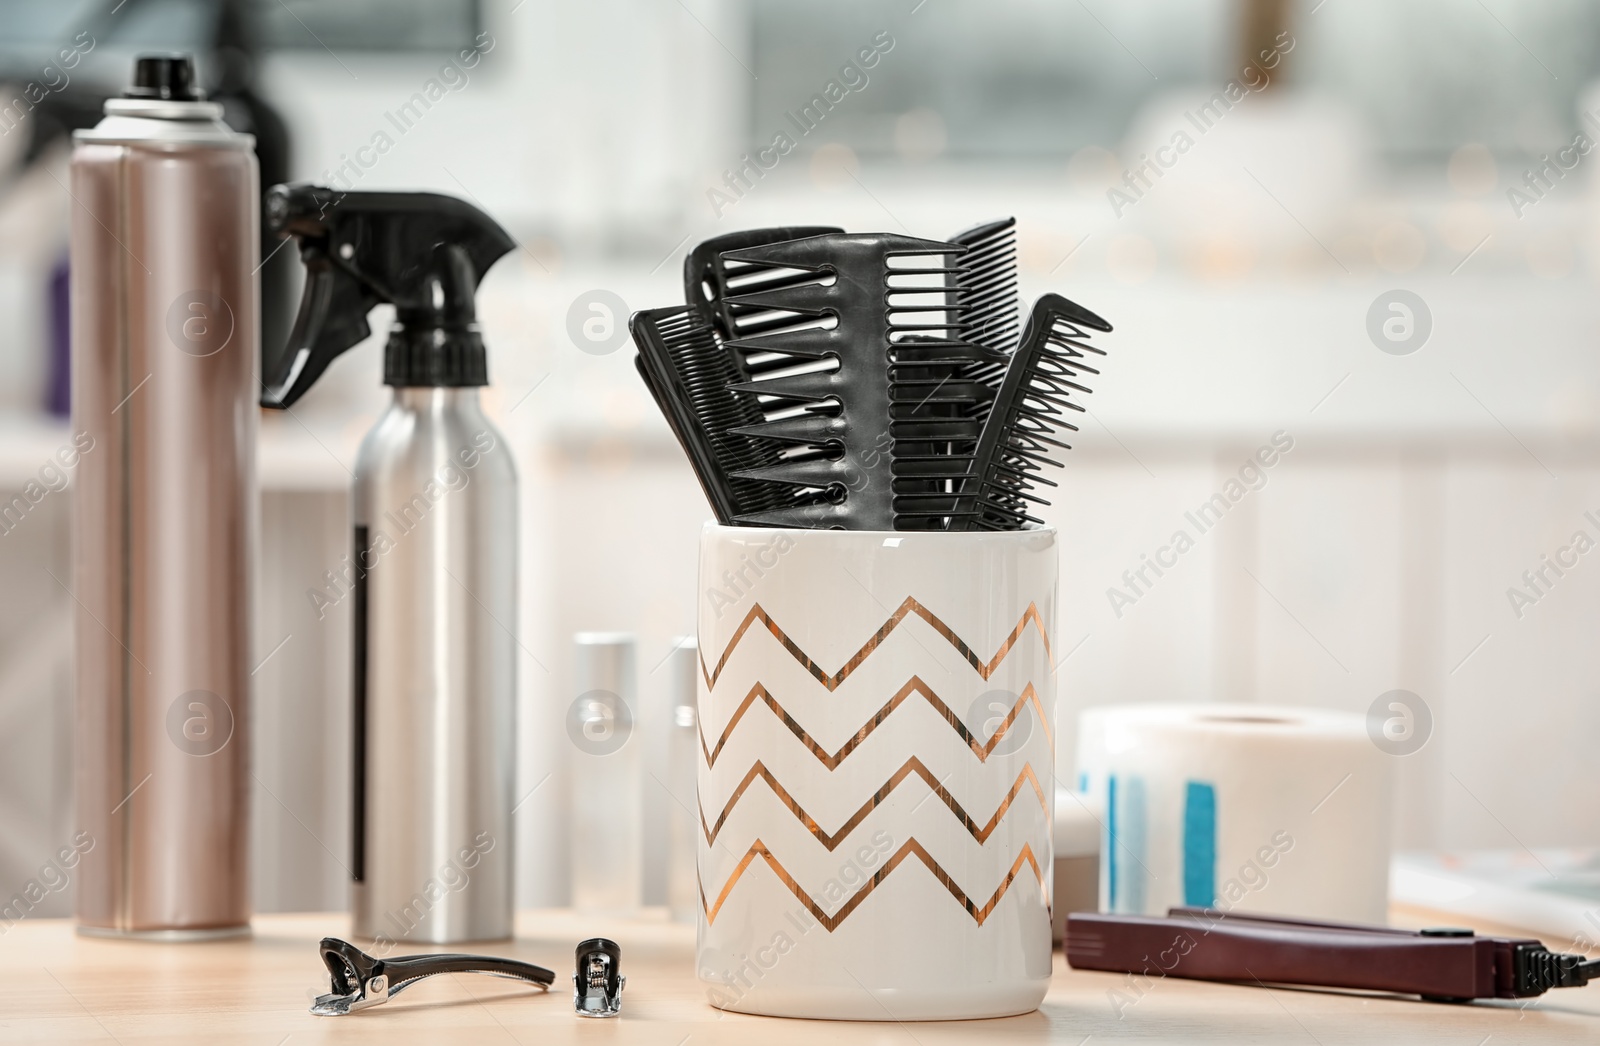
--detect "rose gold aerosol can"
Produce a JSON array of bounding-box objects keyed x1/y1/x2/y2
[{"x1": 71, "y1": 55, "x2": 258, "y2": 939}]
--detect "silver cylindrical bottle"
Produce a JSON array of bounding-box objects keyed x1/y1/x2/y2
[
  {"x1": 259, "y1": 183, "x2": 519, "y2": 945},
  {"x1": 71, "y1": 55, "x2": 258, "y2": 938},
  {"x1": 569, "y1": 633, "x2": 640, "y2": 916},
  {"x1": 664, "y1": 637, "x2": 699, "y2": 924},
  {"x1": 352, "y1": 389, "x2": 517, "y2": 944}
]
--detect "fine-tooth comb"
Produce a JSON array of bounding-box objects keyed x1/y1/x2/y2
[
  {"x1": 720, "y1": 232, "x2": 997, "y2": 530},
  {"x1": 890, "y1": 218, "x2": 1021, "y2": 527},
  {"x1": 948, "y1": 217, "x2": 1020, "y2": 355},
  {"x1": 948, "y1": 293, "x2": 1111, "y2": 532},
  {"x1": 631, "y1": 305, "x2": 795, "y2": 525}
]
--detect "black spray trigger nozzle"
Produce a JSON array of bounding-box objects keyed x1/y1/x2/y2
[{"x1": 259, "y1": 183, "x2": 516, "y2": 409}]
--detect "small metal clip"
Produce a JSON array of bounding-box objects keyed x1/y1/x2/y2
[
  {"x1": 573, "y1": 937, "x2": 625, "y2": 1018},
  {"x1": 311, "y1": 937, "x2": 555, "y2": 1016}
]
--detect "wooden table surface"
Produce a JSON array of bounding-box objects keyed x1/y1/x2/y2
[{"x1": 2, "y1": 906, "x2": 1598, "y2": 1044}]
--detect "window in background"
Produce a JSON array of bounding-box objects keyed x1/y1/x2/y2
[
  {"x1": 750, "y1": 0, "x2": 1600, "y2": 165},
  {"x1": 1294, "y1": 0, "x2": 1600, "y2": 161},
  {"x1": 0, "y1": 0, "x2": 480, "y2": 71},
  {"x1": 250, "y1": 0, "x2": 480, "y2": 52},
  {"x1": 751, "y1": 0, "x2": 1230, "y2": 162}
]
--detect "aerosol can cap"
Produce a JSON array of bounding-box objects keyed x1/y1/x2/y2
[
  {"x1": 127, "y1": 54, "x2": 203, "y2": 101},
  {"x1": 259, "y1": 184, "x2": 516, "y2": 409}
]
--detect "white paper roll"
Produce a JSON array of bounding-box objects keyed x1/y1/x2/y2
[{"x1": 1075, "y1": 704, "x2": 1392, "y2": 924}]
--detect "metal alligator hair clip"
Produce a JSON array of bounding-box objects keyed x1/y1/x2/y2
[
  {"x1": 311, "y1": 937, "x2": 556, "y2": 1016},
  {"x1": 573, "y1": 938, "x2": 625, "y2": 1017}
]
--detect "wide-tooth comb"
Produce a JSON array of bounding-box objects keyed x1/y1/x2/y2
[
  {"x1": 944, "y1": 293, "x2": 1111, "y2": 532},
  {"x1": 630, "y1": 305, "x2": 799, "y2": 525},
  {"x1": 683, "y1": 226, "x2": 842, "y2": 375},
  {"x1": 720, "y1": 232, "x2": 995, "y2": 530}
]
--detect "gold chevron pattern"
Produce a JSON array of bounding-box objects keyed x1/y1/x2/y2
[
  {"x1": 701, "y1": 597, "x2": 1050, "y2": 692},
  {"x1": 701, "y1": 758, "x2": 1047, "y2": 850},
  {"x1": 701, "y1": 838, "x2": 1045, "y2": 930},
  {"x1": 699, "y1": 677, "x2": 1052, "y2": 769}
]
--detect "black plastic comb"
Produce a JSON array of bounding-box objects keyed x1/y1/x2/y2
[
  {"x1": 947, "y1": 293, "x2": 1111, "y2": 532},
  {"x1": 684, "y1": 227, "x2": 843, "y2": 357},
  {"x1": 719, "y1": 233, "x2": 997, "y2": 529},
  {"x1": 631, "y1": 306, "x2": 796, "y2": 525},
  {"x1": 948, "y1": 217, "x2": 1020, "y2": 354},
  {"x1": 888, "y1": 218, "x2": 1021, "y2": 527}
]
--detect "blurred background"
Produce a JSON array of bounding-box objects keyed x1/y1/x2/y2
[{"x1": 1, "y1": 0, "x2": 1597, "y2": 915}]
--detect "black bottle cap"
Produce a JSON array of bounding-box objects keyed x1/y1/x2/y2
[
  {"x1": 384, "y1": 327, "x2": 489, "y2": 389},
  {"x1": 125, "y1": 54, "x2": 203, "y2": 101}
]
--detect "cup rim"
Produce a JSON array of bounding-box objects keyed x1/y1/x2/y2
[{"x1": 702, "y1": 522, "x2": 1057, "y2": 539}]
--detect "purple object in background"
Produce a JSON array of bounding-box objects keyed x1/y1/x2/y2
[{"x1": 46, "y1": 254, "x2": 69, "y2": 417}]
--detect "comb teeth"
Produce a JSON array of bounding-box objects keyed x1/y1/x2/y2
[
  {"x1": 869, "y1": 219, "x2": 1020, "y2": 531},
  {"x1": 630, "y1": 305, "x2": 800, "y2": 524},
  {"x1": 639, "y1": 222, "x2": 1110, "y2": 531},
  {"x1": 722, "y1": 232, "x2": 990, "y2": 530},
  {"x1": 948, "y1": 217, "x2": 1020, "y2": 354},
  {"x1": 885, "y1": 222, "x2": 1014, "y2": 529},
  {"x1": 949, "y1": 293, "x2": 1111, "y2": 532},
  {"x1": 683, "y1": 226, "x2": 844, "y2": 376}
]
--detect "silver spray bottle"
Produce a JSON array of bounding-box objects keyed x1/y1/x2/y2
[{"x1": 261, "y1": 184, "x2": 517, "y2": 943}]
